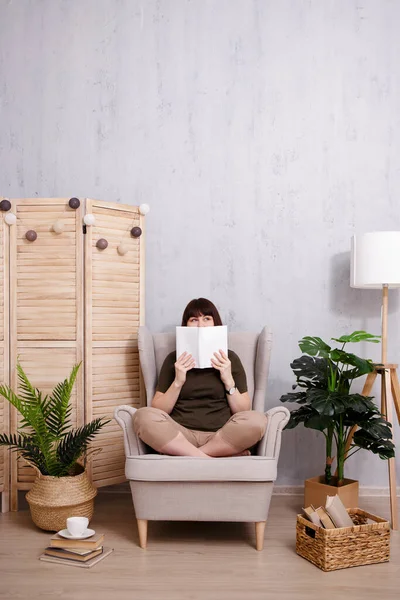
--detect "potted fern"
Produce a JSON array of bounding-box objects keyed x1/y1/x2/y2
[
  {"x1": 0, "y1": 363, "x2": 109, "y2": 531},
  {"x1": 280, "y1": 331, "x2": 395, "y2": 508}
]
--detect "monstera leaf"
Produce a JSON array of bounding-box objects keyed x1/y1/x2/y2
[
  {"x1": 340, "y1": 394, "x2": 379, "y2": 416},
  {"x1": 306, "y1": 389, "x2": 349, "y2": 416},
  {"x1": 331, "y1": 331, "x2": 380, "y2": 344},
  {"x1": 330, "y1": 349, "x2": 375, "y2": 378},
  {"x1": 279, "y1": 390, "x2": 309, "y2": 404},
  {"x1": 286, "y1": 404, "x2": 333, "y2": 432},
  {"x1": 299, "y1": 337, "x2": 331, "y2": 358},
  {"x1": 284, "y1": 405, "x2": 316, "y2": 429},
  {"x1": 353, "y1": 428, "x2": 395, "y2": 459},
  {"x1": 290, "y1": 355, "x2": 330, "y2": 388},
  {"x1": 353, "y1": 415, "x2": 394, "y2": 439}
]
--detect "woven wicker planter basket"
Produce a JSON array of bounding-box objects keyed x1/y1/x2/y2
[
  {"x1": 296, "y1": 508, "x2": 390, "y2": 571},
  {"x1": 26, "y1": 468, "x2": 97, "y2": 532}
]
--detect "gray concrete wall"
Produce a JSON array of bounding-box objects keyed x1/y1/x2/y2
[{"x1": 1, "y1": 0, "x2": 399, "y2": 487}]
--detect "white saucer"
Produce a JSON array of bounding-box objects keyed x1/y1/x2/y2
[{"x1": 57, "y1": 528, "x2": 96, "y2": 540}]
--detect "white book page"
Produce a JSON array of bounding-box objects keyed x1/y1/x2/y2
[
  {"x1": 176, "y1": 325, "x2": 228, "y2": 369},
  {"x1": 176, "y1": 327, "x2": 200, "y2": 365},
  {"x1": 198, "y1": 326, "x2": 228, "y2": 368}
]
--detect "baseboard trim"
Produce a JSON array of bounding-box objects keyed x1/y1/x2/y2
[
  {"x1": 100, "y1": 482, "x2": 400, "y2": 498},
  {"x1": 273, "y1": 485, "x2": 400, "y2": 497}
]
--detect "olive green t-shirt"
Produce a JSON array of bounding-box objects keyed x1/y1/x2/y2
[{"x1": 156, "y1": 350, "x2": 247, "y2": 432}]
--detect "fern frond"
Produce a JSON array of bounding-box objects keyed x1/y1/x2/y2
[
  {"x1": 4, "y1": 364, "x2": 60, "y2": 472},
  {"x1": 55, "y1": 418, "x2": 110, "y2": 476},
  {"x1": 46, "y1": 363, "x2": 80, "y2": 437},
  {"x1": 0, "y1": 432, "x2": 48, "y2": 474},
  {"x1": 16, "y1": 362, "x2": 53, "y2": 427},
  {"x1": 0, "y1": 384, "x2": 30, "y2": 422},
  {"x1": 17, "y1": 362, "x2": 41, "y2": 405}
]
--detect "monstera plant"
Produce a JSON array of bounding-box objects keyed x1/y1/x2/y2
[{"x1": 280, "y1": 331, "x2": 395, "y2": 488}]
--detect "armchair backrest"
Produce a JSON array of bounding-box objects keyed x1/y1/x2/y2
[{"x1": 138, "y1": 326, "x2": 272, "y2": 412}]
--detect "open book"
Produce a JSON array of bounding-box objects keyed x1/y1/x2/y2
[{"x1": 176, "y1": 325, "x2": 228, "y2": 369}]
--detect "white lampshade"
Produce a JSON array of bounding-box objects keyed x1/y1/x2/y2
[
  {"x1": 351, "y1": 231, "x2": 400, "y2": 288},
  {"x1": 4, "y1": 212, "x2": 16, "y2": 225}
]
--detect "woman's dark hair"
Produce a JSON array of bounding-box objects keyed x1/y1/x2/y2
[{"x1": 181, "y1": 298, "x2": 223, "y2": 326}]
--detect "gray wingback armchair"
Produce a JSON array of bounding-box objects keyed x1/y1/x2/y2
[{"x1": 114, "y1": 326, "x2": 289, "y2": 550}]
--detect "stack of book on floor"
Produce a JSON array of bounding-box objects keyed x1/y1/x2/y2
[
  {"x1": 302, "y1": 494, "x2": 355, "y2": 529},
  {"x1": 39, "y1": 532, "x2": 113, "y2": 568}
]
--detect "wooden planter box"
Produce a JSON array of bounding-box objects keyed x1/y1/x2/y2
[{"x1": 304, "y1": 476, "x2": 359, "y2": 509}]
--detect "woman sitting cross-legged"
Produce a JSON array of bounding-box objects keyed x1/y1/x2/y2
[{"x1": 133, "y1": 298, "x2": 267, "y2": 458}]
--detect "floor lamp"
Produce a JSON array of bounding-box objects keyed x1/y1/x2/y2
[{"x1": 351, "y1": 231, "x2": 400, "y2": 529}]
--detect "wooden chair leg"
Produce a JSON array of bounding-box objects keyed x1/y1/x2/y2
[
  {"x1": 137, "y1": 519, "x2": 148, "y2": 549},
  {"x1": 10, "y1": 486, "x2": 18, "y2": 512},
  {"x1": 255, "y1": 521, "x2": 266, "y2": 551},
  {"x1": 1, "y1": 490, "x2": 10, "y2": 513}
]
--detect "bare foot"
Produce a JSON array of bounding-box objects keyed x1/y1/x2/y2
[{"x1": 230, "y1": 449, "x2": 251, "y2": 457}]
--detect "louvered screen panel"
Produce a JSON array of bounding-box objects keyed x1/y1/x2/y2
[
  {"x1": 15, "y1": 201, "x2": 80, "y2": 340},
  {"x1": 0, "y1": 346, "x2": 7, "y2": 512},
  {"x1": 9, "y1": 199, "x2": 84, "y2": 509},
  {"x1": 85, "y1": 199, "x2": 144, "y2": 487},
  {"x1": 0, "y1": 208, "x2": 10, "y2": 512}
]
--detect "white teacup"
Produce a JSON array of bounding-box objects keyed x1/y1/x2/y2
[{"x1": 66, "y1": 516, "x2": 89, "y2": 537}]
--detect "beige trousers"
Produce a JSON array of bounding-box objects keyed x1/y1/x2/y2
[{"x1": 133, "y1": 406, "x2": 268, "y2": 453}]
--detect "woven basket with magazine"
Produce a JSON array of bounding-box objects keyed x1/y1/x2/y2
[{"x1": 296, "y1": 508, "x2": 390, "y2": 571}]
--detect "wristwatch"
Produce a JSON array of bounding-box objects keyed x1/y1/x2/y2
[{"x1": 226, "y1": 384, "x2": 236, "y2": 395}]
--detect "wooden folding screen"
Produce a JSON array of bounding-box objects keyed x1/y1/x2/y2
[
  {"x1": 0, "y1": 198, "x2": 144, "y2": 511},
  {"x1": 9, "y1": 199, "x2": 84, "y2": 510},
  {"x1": 84, "y1": 199, "x2": 144, "y2": 486},
  {"x1": 0, "y1": 215, "x2": 10, "y2": 512}
]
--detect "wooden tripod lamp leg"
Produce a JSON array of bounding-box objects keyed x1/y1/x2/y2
[
  {"x1": 390, "y1": 369, "x2": 400, "y2": 425},
  {"x1": 384, "y1": 370, "x2": 398, "y2": 530},
  {"x1": 362, "y1": 371, "x2": 379, "y2": 397}
]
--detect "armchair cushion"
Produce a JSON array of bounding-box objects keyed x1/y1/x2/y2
[{"x1": 125, "y1": 454, "x2": 277, "y2": 482}]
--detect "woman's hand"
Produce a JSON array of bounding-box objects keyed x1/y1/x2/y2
[
  {"x1": 174, "y1": 352, "x2": 195, "y2": 387},
  {"x1": 211, "y1": 350, "x2": 235, "y2": 390}
]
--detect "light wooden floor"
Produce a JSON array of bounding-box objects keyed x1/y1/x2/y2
[{"x1": 0, "y1": 491, "x2": 399, "y2": 600}]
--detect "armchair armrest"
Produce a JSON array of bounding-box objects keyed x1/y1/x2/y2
[
  {"x1": 256, "y1": 406, "x2": 290, "y2": 459},
  {"x1": 114, "y1": 405, "x2": 148, "y2": 457}
]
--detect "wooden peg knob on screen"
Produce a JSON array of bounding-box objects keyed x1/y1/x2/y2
[
  {"x1": 117, "y1": 243, "x2": 128, "y2": 256},
  {"x1": 139, "y1": 204, "x2": 150, "y2": 215},
  {"x1": 130, "y1": 226, "x2": 142, "y2": 238},
  {"x1": 52, "y1": 221, "x2": 64, "y2": 234},
  {"x1": 96, "y1": 238, "x2": 108, "y2": 250},
  {"x1": 69, "y1": 197, "x2": 80, "y2": 209},
  {"x1": 0, "y1": 199, "x2": 11, "y2": 211},
  {"x1": 4, "y1": 212, "x2": 16, "y2": 225},
  {"x1": 25, "y1": 230, "x2": 37, "y2": 242}
]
